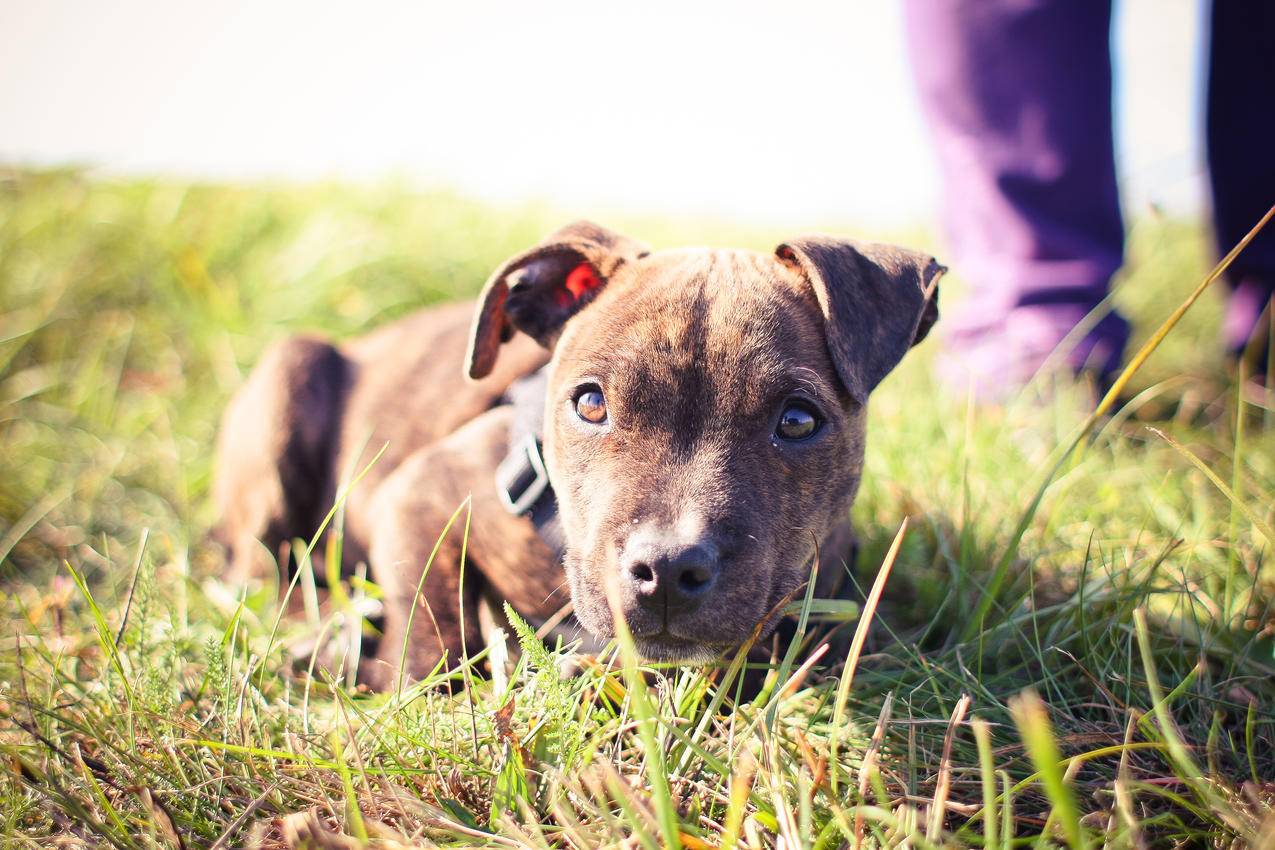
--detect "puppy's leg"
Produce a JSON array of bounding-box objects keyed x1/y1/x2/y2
[
  {"x1": 357, "y1": 407, "x2": 564, "y2": 690},
  {"x1": 213, "y1": 336, "x2": 347, "y2": 585},
  {"x1": 359, "y1": 448, "x2": 484, "y2": 690}
]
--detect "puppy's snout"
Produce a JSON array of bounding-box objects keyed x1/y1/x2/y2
[{"x1": 621, "y1": 538, "x2": 719, "y2": 612}]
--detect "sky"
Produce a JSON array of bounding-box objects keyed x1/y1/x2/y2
[{"x1": 1, "y1": 1, "x2": 1205, "y2": 228}]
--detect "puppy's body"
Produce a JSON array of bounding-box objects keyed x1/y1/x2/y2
[
  {"x1": 214, "y1": 223, "x2": 942, "y2": 688},
  {"x1": 215, "y1": 305, "x2": 565, "y2": 686}
]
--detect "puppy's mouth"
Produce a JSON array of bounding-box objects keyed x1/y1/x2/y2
[
  {"x1": 565, "y1": 546, "x2": 807, "y2": 663},
  {"x1": 630, "y1": 630, "x2": 726, "y2": 664}
]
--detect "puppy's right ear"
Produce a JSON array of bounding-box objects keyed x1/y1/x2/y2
[{"x1": 465, "y1": 221, "x2": 648, "y2": 380}]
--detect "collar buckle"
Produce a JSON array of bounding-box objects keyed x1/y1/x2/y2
[{"x1": 496, "y1": 433, "x2": 550, "y2": 516}]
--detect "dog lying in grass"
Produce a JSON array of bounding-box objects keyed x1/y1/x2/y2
[{"x1": 213, "y1": 221, "x2": 942, "y2": 688}]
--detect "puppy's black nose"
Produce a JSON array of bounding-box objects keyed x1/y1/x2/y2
[{"x1": 622, "y1": 540, "x2": 718, "y2": 612}]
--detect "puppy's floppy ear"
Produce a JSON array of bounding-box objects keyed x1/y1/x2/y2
[
  {"x1": 776, "y1": 236, "x2": 944, "y2": 404},
  {"x1": 466, "y1": 221, "x2": 649, "y2": 380}
]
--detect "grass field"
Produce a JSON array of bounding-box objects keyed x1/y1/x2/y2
[{"x1": 1, "y1": 167, "x2": 1272, "y2": 848}]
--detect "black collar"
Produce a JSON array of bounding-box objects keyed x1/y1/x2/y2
[{"x1": 495, "y1": 367, "x2": 565, "y2": 559}]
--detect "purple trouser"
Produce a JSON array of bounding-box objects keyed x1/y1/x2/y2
[{"x1": 903, "y1": 0, "x2": 1275, "y2": 390}]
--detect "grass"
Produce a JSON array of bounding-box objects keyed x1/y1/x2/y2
[{"x1": 1, "y1": 166, "x2": 1273, "y2": 848}]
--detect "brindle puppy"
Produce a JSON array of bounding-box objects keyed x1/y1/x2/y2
[{"x1": 213, "y1": 221, "x2": 942, "y2": 688}]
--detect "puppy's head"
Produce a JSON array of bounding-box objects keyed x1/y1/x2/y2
[{"x1": 468, "y1": 221, "x2": 943, "y2": 661}]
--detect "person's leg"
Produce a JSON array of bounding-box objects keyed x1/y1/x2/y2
[
  {"x1": 902, "y1": 0, "x2": 1128, "y2": 396},
  {"x1": 1207, "y1": 1, "x2": 1275, "y2": 373}
]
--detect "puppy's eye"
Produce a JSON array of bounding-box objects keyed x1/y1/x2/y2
[
  {"x1": 573, "y1": 386, "x2": 608, "y2": 425},
  {"x1": 775, "y1": 401, "x2": 821, "y2": 441}
]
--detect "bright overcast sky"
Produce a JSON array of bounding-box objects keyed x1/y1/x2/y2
[{"x1": 1, "y1": 0, "x2": 1204, "y2": 227}]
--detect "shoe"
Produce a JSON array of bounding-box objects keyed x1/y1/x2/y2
[
  {"x1": 1225, "y1": 277, "x2": 1272, "y2": 386},
  {"x1": 938, "y1": 303, "x2": 1129, "y2": 403}
]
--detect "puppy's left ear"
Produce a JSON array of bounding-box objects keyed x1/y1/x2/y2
[{"x1": 776, "y1": 236, "x2": 944, "y2": 404}]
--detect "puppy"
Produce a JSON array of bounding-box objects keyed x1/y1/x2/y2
[{"x1": 213, "y1": 221, "x2": 942, "y2": 687}]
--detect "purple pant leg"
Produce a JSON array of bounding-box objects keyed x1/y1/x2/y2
[
  {"x1": 1208, "y1": 0, "x2": 1275, "y2": 360},
  {"x1": 903, "y1": 0, "x2": 1129, "y2": 393}
]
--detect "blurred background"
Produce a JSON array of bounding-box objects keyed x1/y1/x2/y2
[
  {"x1": 2, "y1": 0, "x2": 1204, "y2": 226},
  {"x1": 0, "y1": 0, "x2": 1227, "y2": 576}
]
